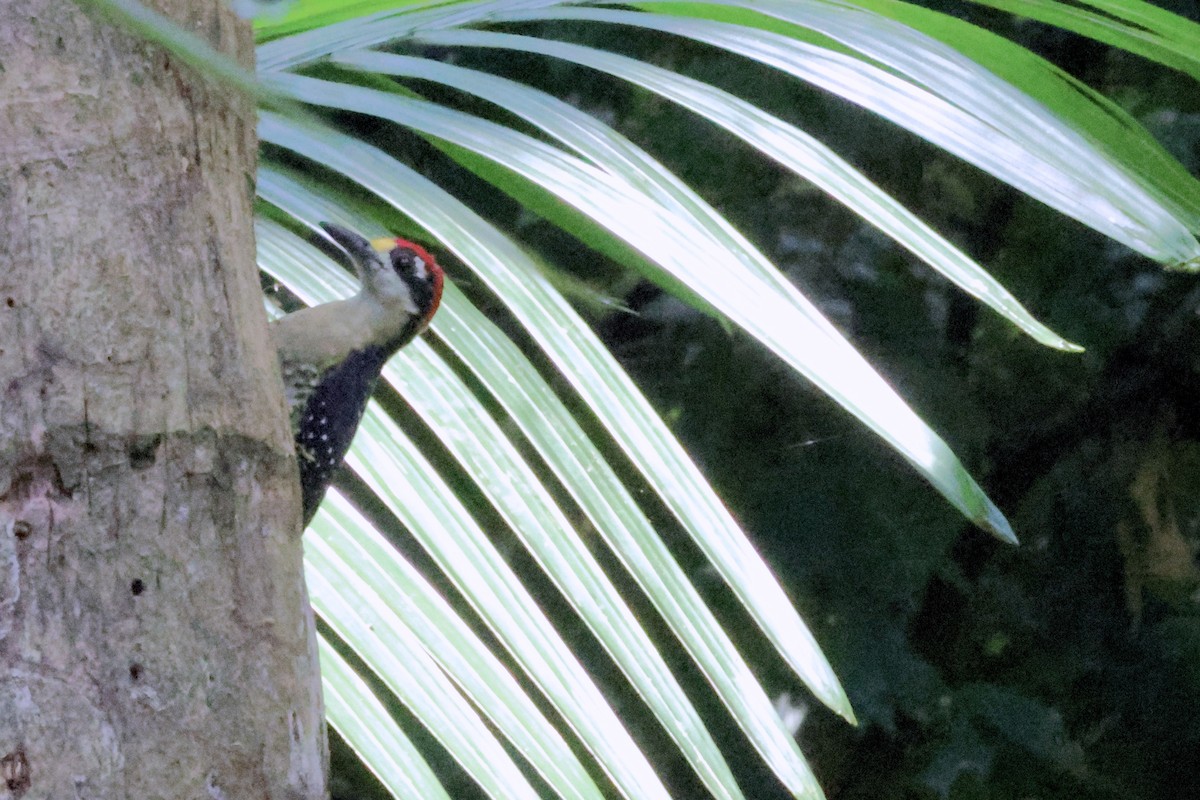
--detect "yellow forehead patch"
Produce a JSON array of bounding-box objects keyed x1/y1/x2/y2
[{"x1": 370, "y1": 237, "x2": 396, "y2": 253}]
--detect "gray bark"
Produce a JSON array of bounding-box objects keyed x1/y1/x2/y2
[{"x1": 0, "y1": 1, "x2": 327, "y2": 797}]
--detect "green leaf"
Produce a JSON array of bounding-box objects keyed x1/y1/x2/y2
[
  {"x1": 309, "y1": 492, "x2": 607, "y2": 800},
  {"x1": 258, "y1": 114, "x2": 859, "y2": 722},
  {"x1": 260, "y1": 84, "x2": 1015, "y2": 543},
  {"x1": 490, "y1": 4, "x2": 1199, "y2": 265},
  {"x1": 319, "y1": 637, "x2": 453, "y2": 800},
  {"x1": 260, "y1": 211, "x2": 835, "y2": 790},
  {"x1": 253, "y1": 0, "x2": 430, "y2": 41},
  {"x1": 255, "y1": 0, "x2": 569, "y2": 71},
  {"x1": 392, "y1": 33, "x2": 1077, "y2": 348},
  {"x1": 375, "y1": 344, "x2": 752, "y2": 800},
  {"x1": 348, "y1": 402, "x2": 681, "y2": 800},
  {"x1": 259, "y1": 213, "x2": 824, "y2": 798},
  {"x1": 957, "y1": 683, "x2": 1086, "y2": 772},
  {"x1": 259, "y1": 215, "x2": 676, "y2": 800},
  {"x1": 964, "y1": 0, "x2": 1200, "y2": 81},
  {"x1": 308, "y1": 539, "x2": 544, "y2": 800},
  {"x1": 812, "y1": 0, "x2": 1200, "y2": 237}
]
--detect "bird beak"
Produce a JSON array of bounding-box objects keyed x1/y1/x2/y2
[{"x1": 319, "y1": 222, "x2": 377, "y2": 264}]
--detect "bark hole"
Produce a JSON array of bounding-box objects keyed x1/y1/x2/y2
[
  {"x1": 1, "y1": 748, "x2": 30, "y2": 794},
  {"x1": 127, "y1": 434, "x2": 162, "y2": 470}
]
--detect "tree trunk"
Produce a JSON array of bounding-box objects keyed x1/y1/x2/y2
[{"x1": 0, "y1": 2, "x2": 327, "y2": 797}]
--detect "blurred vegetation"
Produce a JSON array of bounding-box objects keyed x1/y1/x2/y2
[{"x1": 324, "y1": 7, "x2": 1200, "y2": 799}]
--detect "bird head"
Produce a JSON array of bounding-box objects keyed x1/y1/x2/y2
[{"x1": 319, "y1": 222, "x2": 444, "y2": 336}]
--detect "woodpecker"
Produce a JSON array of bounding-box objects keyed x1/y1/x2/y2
[{"x1": 272, "y1": 222, "x2": 444, "y2": 525}]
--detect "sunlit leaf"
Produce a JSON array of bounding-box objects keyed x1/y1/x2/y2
[
  {"x1": 393, "y1": 32, "x2": 1077, "y2": 347},
  {"x1": 260, "y1": 208, "x2": 833, "y2": 790},
  {"x1": 489, "y1": 5, "x2": 1200, "y2": 265},
  {"x1": 309, "y1": 490, "x2": 608, "y2": 800},
  {"x1": 319, "y1": 637, "x2": 453, "y2": 800}
]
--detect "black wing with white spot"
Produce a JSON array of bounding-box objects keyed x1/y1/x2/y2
[{"x1": 296, "y1": 345, "x2": 390, "y2": 525}]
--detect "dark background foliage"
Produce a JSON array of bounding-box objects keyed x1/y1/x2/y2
[{"x1": 327, "y1": 4, "x2": 1200, "y2": 798}]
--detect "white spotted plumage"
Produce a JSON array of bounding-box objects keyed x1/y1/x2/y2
[{"x1": 272, "y1": 223, "x2": 444, "y2": 525}]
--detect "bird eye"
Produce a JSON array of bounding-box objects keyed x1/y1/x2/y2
[{"x1": 391, "y1": 248, "x2": 431, "y2": 283}]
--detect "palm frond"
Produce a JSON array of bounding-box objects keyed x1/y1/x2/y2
[
  {"x1": 963, "y1": 0, "x2": 1200, "y2": 80},
  {"x1": 87, "y1": 0, "x2": 1200, "y2": 797}
]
